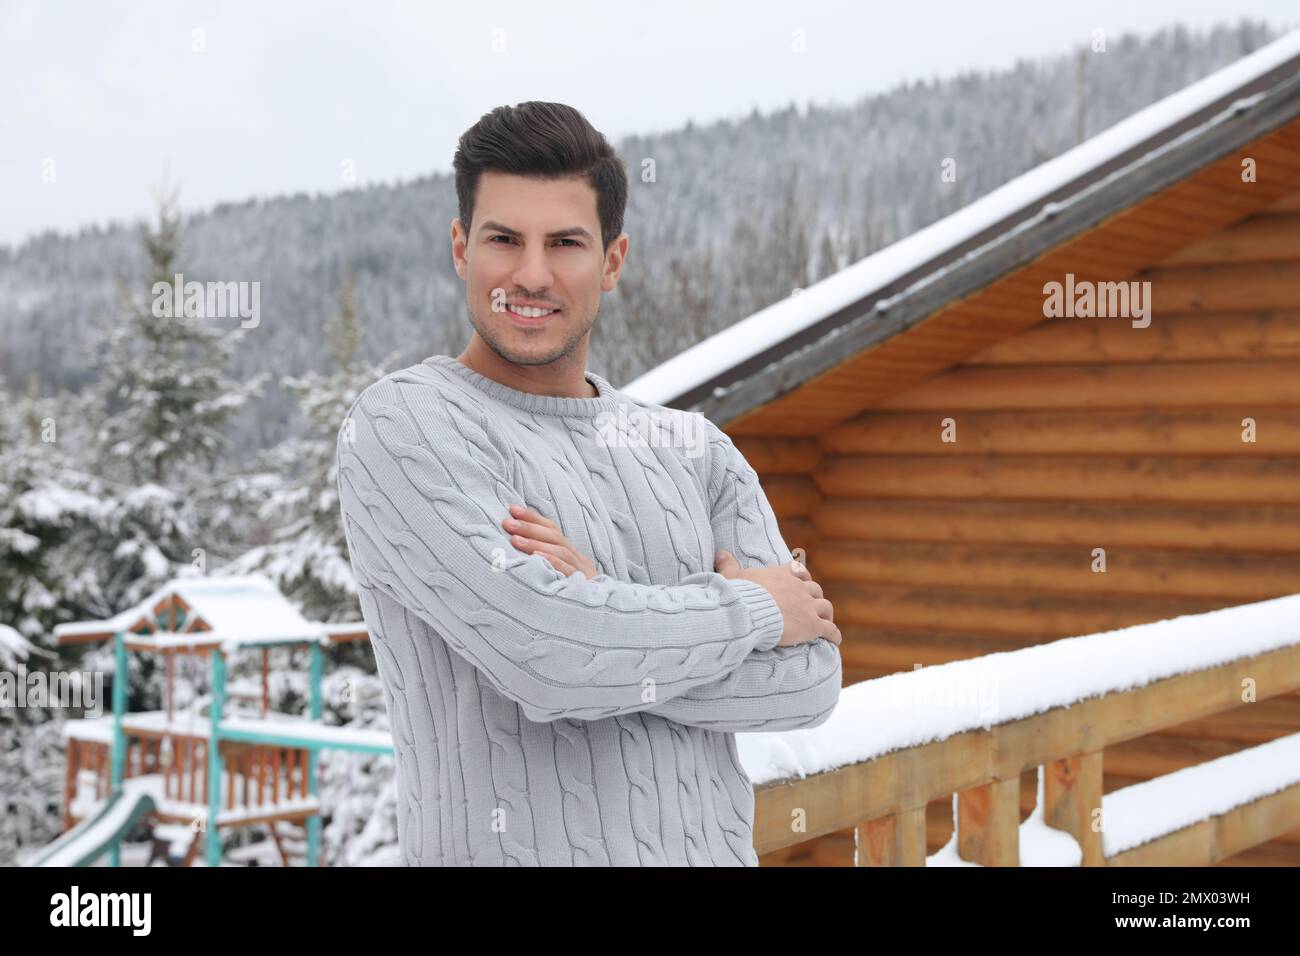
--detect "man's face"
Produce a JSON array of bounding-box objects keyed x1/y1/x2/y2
[{"x1": 453, "y1": 171, "x2": 627, "y2": 366}]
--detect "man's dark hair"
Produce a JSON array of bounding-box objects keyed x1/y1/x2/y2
[{"x1": 453, "y1": 101, "x2": 628, "y2": 253}]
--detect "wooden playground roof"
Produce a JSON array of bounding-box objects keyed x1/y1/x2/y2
[{"x1": 52, "y1": 574, "x2": 368, "y2": 649}]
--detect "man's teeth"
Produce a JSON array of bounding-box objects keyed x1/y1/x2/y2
[{"x1": 509, "y1": 305, "x2": 556, "y2": 318}]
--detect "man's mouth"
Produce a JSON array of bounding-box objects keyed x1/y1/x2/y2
[{"x1": 506, "y1": 303, "x2": 560, "y2": 325}]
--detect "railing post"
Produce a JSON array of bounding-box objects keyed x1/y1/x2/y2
[
  {"x1": 1043, "y1": 752, "x2": 1106, "y2": 866},
  {"x1": 206, "y1": 647, "x2": 226, "y2": 867},
  {"x1": 957, "y1": 777, "x2": 1020, "y2": 865},
  {"x1": 109, "y1": 631, "x2": 127, "y2": 867},
  {"x1": 856, "y1": 806, "x2": 927, "y2": 865},
  {"x1": 307, "y1": 640, "x2": 323, "y2": 867}
]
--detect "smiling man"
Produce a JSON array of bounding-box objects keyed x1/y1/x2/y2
[{"x1": 336, "y1": 101, "x2": 842, "y2": 866}]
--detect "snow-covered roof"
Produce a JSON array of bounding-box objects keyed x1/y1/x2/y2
[
  {"x1": 620, "y1": 29, "x2": 1300, "y2": 413},
  {"x1": 53, "y1": 574, "x2": 327, "y2": 648}
]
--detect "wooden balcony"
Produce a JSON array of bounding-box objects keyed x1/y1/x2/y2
[{"x1": 750, "y1": 595, "x2": 1300, "y2": 866}]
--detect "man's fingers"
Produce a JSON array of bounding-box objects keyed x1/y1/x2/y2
[
  {"x1": 540, "y1": 553, "x2": 578, "y2": 577},
  {"x1": 804, "y1": 579, "x2": 823, "y2": 599},
  {"x1": 512, "y1": 536, "x2": 580, "y2": 573},
  {"x1": 509, "y1": 504, "x2": 558, "y2": 531},
  {"x1": 714, "y1": 550, "x2": 744, "y2": 575},
  {"x1": 504, "y1": 514, "x2": 565, "y2": 547},
  {"x1": 814, "y1": 597, "x2": 834, "y2": 623}
]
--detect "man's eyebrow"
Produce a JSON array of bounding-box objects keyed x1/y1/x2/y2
[{"x1": 479, "y1": 220, "x2": 596, "y2": 242}]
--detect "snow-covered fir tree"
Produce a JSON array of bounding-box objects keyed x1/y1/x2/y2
[{"x1": 84, "y1": 184, "x2": 264, "y2": 615}]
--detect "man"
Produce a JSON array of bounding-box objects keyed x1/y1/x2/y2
[{"x1": 336, "y1": 101, "x2": 842, "y2": 866}]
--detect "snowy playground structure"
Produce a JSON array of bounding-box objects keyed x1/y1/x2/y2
[{"x1": 24, "y1": 575, "x2": 391, "y2": 867}]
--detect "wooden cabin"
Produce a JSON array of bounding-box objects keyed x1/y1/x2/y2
[{"x1": 624, "y1": 32, "x2": 1300, "y2": 865}]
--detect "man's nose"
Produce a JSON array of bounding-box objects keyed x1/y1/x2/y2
[{"x1": 513, "y1": 245, "x2": 555, "y2": 292}]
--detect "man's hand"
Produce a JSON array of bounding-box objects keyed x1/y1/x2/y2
[
  {"x1": 714, "y1": 549, "x2": 841, "y2": 648},
  {"x1": 503, "y1": 504, "x2": 600, "y2": 579}
]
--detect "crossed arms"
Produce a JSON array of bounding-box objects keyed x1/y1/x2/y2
[{"x1": 336, "y1": 370, "x2": 841, "y2": 732}]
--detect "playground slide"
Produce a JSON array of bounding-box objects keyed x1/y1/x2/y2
[{"x1": 24, "y1": 787, "x2": 157, "y2": 867}]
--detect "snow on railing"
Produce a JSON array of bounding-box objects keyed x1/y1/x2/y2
[{"x1": 743, "y1": 592, "x2": 1300, "y2": 865}]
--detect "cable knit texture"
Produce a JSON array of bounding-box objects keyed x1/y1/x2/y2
[{"x1": 336, "y1": 354, "x2": 842, "y2": 866}]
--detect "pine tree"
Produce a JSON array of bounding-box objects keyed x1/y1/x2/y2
[{"x1": 92, "y1": 182, "x2": 261, "y2": 487}]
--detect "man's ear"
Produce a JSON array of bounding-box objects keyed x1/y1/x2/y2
[
  {"x1": 451, "y1": 217, "x2": 468, "y2": 279},
  {"x1": 601, "y1": 232, "x2": 630, "y2": 292}
]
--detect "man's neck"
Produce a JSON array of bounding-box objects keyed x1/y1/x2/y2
[{"x1": 456, "y1": 337, "x2": 598, "y2": 399}]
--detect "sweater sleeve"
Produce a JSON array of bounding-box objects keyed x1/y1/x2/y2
[
  {"x1": 335, "y1": 371, "x2": 785, "y2": 725},
  {"x1": 642, "y1": 419, "x2": 842, "y2": 732}
]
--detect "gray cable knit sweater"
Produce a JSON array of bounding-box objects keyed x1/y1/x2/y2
[{"x1": 336, "y1": 354, "x2": 842, "y2": 865}]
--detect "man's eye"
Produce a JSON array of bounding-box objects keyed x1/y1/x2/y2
[{"x1": 489, "y1": 235, "x2": 580, "y2": 247}]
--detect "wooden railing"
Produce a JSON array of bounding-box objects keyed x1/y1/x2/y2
[
  {"x1": 752, "y1": 639, "x2": 1300, "y2": 865},
  {"x1": 63, "y1": 730, "x2": 315, "y2": 830}
]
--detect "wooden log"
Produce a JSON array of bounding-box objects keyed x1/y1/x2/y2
[
  {"x1": 1155, "y1": 214, "x2": 1300, "y2": 265},
  {"x1": 813, "y1": 539, "x2": 1300, "y2": 601},
  {"x1": 1043, "y1": 753, "x2": 1105, "y2": 866},
  {"x1": 774, "y1": 516, "x2": 819, "y2": 562},
  {"x1": 730, "y1": 436, "x2": 822, "y2": 474},
  {"x1": 1165, "y1": 693, "x2": 1300, "y2": 745},
  {"x1": 272, "y1": 749, "x2": 281, "y2": 803},
  {"x1": 760, "y1": 475, "x2": 819, "y2": 516},
  {"x1": 813, "y1": 496, "x2": 1300, "y2": 552},
  {"x1": 821, "y1": 407, "x2": 1300, "y2": 456},
  {"x1": 815, "y1": 455, "x2": 1300, "y2": 504},
  {"x1": 829, "y1": 582, "x2": 1226, "y2": 637},
  {"x1": 1144, "y1": 261, "x2": 1300, "y2": 313},
  {"x1": 962, "y1": 310, "x2": 1300, "y2": 366},
  {"x1": 1263, "y1": 188, "x2": 1300, "y2": 214},
  {"x1": 878, "y1": 361, "x2": 1300, "y2": 411},
  {"x1": 1103, "y1": 733, "x2": 1245, "y2": 780},
  {"x1": 836, "y1": 626, "x2": 1037, "y2": 671}
]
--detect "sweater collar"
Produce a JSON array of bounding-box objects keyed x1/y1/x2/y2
[{"x1": 422, "y1": 354, "x2": 625, "y2": 417}]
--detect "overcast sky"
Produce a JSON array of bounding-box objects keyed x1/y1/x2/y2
[{"x1": 2, "y1": 0, "x2": 1296, "y2": 247}]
